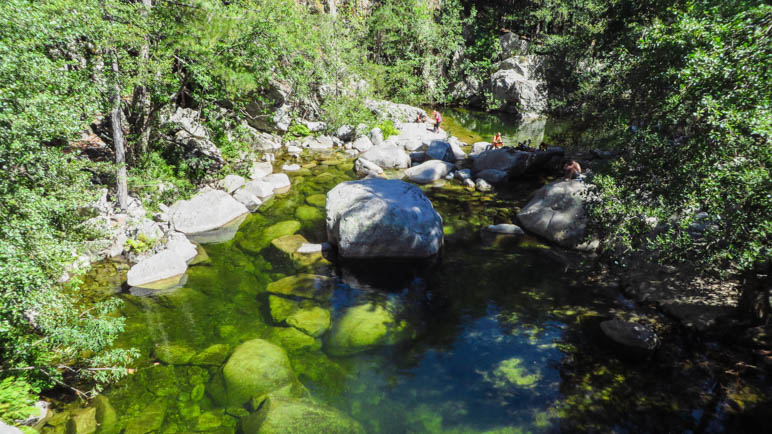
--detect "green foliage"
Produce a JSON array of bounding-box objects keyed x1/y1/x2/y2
[
  {"x1": 366, "y1": 0, "x2": 466, "y2": 104},
  {"x1": 286, "y1": 123, "x2": 312, "y2": 141},
  {"x1": 0, "y1": 377, "x2": 38, "y2": 425},
  {"x1": 128, "y1": 152, "x2": 196, "y2": 210},
  {"x1": 373, "y1": 120, "x2": 401, "y2": 140},
  {"x1": 553, "y1": 0, "x2": 772, "y2": 273}
]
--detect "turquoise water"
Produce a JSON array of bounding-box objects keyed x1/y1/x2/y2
[{"x1": 52, "y1": 113, "x2": 768, "y2": 433}]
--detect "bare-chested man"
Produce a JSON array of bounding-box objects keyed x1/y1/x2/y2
[{"x1": 563, "y1": 160, "x2": 582, "y2": 181}]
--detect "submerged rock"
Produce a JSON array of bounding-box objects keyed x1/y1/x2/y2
[
  {"x1": 517, "y1": 180, "x2": 587, "y2": 247},
  {"x1": 600, "y1": 319, "x2": 659, "y2": 353},
  {"x1": 171, "y1": 189, "x2": 248, "y2": 240},
  {"x1": 404, "y1": 160, "x2": 455, "y2": 184},
  {"x1": 485, "y1": 224, "x2": 525, "y2": 235},
  {"x1": 286, "y1": 306, "x2": 331, "y2": 337},
  {"x1": 242, "y1": 394, "x2": 365, "y2": 434},
  {"x1": 325, "y1": 302, "x2": 411, "y2": 356},
  {"x1": 126, "y1": 249, "x2": 187, "y2": 290},
  {"x1": 326, "y1": 179, "x2": 443, "y2": 258},
  {"x1": 266, "y1": 274, "x2": 333, "y2": 300},
  {"x1": 222, "y1": 339, "x2": 297, "y2": 406},
  {"x1": 190, "y1": 344, "x2": 230, "y2": 366},
  {"x1": 67, "y1": 407, "x2": 97, "y2": 434}
]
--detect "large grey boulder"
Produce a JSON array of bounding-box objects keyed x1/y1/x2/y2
[
  {"x1": 236, "y1": 123, "x2": 283, "y2": 152},
  {"x1": 161, "y1": 107, "x2": 224, "y2": 170},
  {"x1": 326, "y1": 179, "x2": 443, "y2": 258},
  {"x1": 600, "y1": 319, "x2": 659, "y2": 353},
  {"x1": 359, "y1": 144, "x2": 411, "y2": 169},
  {"x1": 517, "y1": 180, "x2": 587, "y2": 247},
  {"x1": 171, "y1": 189, "x2": 249, "y2": 240},
  {"x1": 385, "y1": 122, "x2": 447, "y2": 152},
  {"x1": 165, "y1": 231, "x2": 198, "y2": 263},
  {"x1": 491, "y1": 69, "x2": 547, "y2": 115},
  {"x1": 404, "y1": 160, "x2": 455, "y2": 184},
  {"x1": 126, "y1": 249, "x2": 187, "y2": 289},
  {"x1": 240, "y1": 179, "x2": 275, "y2": 199},
  {"x1": 472, "y1": 141, "x2": 491, "y2": 155},
  {"x1": 425, "y1": 140, "x2": 456, "y2": 163},
  {"x1": 472, "y1": 147, "x2": 563, "y2": 178}
]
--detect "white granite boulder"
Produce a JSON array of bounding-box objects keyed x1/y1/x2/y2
[
  {"x1": 171, "y1": 189, "x2": 248, "y2": 240},
  {"x1": 326, "y1": 179, "x2": 443, "y2": 258},
  {"x1": 517, "y1": 180, "x2": 587, "y2": 247},
  {"x1": 404, "y1": 160, "x2": 455, "y2": 184}
]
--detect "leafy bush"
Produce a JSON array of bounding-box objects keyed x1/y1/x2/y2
[
  {"x1": 0, "y1": 377, "x2": 38, "y2": 425},
  {"x1": 374, "y1": 120, "x2": 401, "y2": 140}
]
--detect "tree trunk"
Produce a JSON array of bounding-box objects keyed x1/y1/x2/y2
[
  {"x1": 327, "y1": 0, "x2": 336, "y2": 17},
  {"x1": 130, "y1": 0, "x2": 153, "y2": 159},
  {"x1": 110, "y1": 49, "x2": 129, "y2": 212}
]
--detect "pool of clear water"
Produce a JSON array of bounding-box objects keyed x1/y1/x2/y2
[{"x1": 63, "y1": 110, "x2": 767, "y2": 433}]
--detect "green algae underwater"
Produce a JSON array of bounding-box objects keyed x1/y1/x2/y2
[{"x1": 56, "y1": 112, "x2": 767, "y2": 434}]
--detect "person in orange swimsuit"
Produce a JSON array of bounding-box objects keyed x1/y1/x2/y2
[{"x1": 491, "y1": 132, "x2": 504, "y2": 149}]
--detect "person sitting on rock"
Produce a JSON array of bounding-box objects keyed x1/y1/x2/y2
[
  {"x1": 492, "y1": 132, "x2": 504, "y2": 149},
  {"x1": 563, "y1": 159, "x2": 582, "y2": 181}
]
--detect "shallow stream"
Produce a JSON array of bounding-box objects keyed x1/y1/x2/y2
[{"x1": 60, "y1": 111, "x2": 766, "y2": 433}]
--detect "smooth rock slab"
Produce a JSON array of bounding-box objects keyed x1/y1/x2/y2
[
  {"x1": 127, "y1": 249, "x2": 187, "y2": 289},
  {"x1": 264, "y1": 173, "x2": 291, "y2": 192},
  {"x1": 171, "y1": 189, "x2": 249, "y2": 238},
  {"x1": 326, "y1": 179, "x2": 443, "y2": 258},
  {"x1": 404, "y1": 160, "x2": 455, "y2": 184},
  {"x1": 240, "y1": 179, "x2": 275, "y2": 200}
]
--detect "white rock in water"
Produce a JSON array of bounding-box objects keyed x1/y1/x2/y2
[
  {"x1": 232, "y1": 188, "x2": 263, "y2": 212},
  {"x1": 486, "y1": 224, "x2": 525, "y2": 235},
  {"x1": 264, "y1": 173, "x2": 291, "y2": 191},
  {"x1": 240, "y1": 179, "x2": 275, "y2": 199},
  {"x1": 282, "y1": 164, "x2": 301, "y2": 172},
  {"x1": 404, "y1": 160, "x2": 455, "y2": 184},
  {"x1": 326, "y1": 179, "x2": 443, "y2": 258},
  {"x1": 171, "y1": 189, "x2": 248, "y2": 236},
  {"x1": 249, "y1": 161, "x2": 273, "y2": 180},
  {"x1": 286, "y1": 145, "x2": 302, "y2": 154},
  {"x1": 127, "y1": 249, "x2": 187, "y2": 288},
  {"x1": 166, "y1": 232, "x2": 198, "y2": 262},
  {"x1": 218, "y1": 174, "x2": 246, "y2": 193}
]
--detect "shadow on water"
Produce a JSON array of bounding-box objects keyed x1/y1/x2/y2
[{"x1": 63, "y1": 114, "x2": 770, "y2": 434}]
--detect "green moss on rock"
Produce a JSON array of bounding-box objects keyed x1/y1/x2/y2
[
  {"x1": 154, "y1": 344, "x2": 195, "y2": 365},
  {"x1": 241, "y1": 394, "x2": 364, "y2": 434},
  {"x1": 189, "y1": 344, "x2": 230, "y2": 367},
  {"x1": 286, "y1": 307, "x2": 331, "y2": 338},
  {"x1": 324, "y1": 302, "x2": 411, "y2": 356},
  {"x1": 266, "y1": 274, "x2": 332, "y2": 301},
  {"x1": 294, "y1": 205, "x2": 323, "y2": 222},
  {"x1": 221, "y1": 339, "x2": 297, "y2": 407},
  {"x1": 305, "y1": 194, "x2": 326, "y2": 207}
]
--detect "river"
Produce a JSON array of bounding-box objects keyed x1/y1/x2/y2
[{"x1": 63, "y1": 110, "x2": 765, "y2": 433}]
